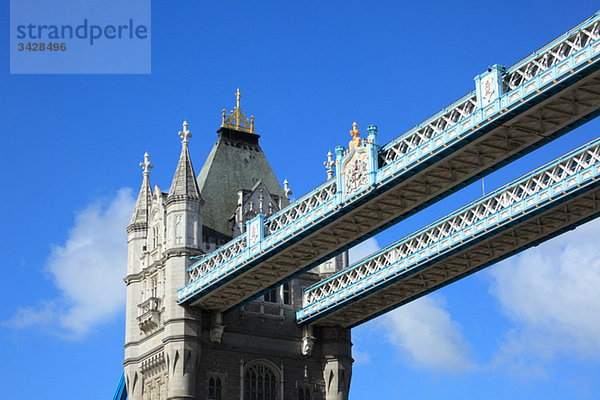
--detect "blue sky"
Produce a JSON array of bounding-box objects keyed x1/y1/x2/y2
[{"x1": 1, "y1": 1, "x2": 600, "y2": 399}]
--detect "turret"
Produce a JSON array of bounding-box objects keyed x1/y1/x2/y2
[
  {"x1": 124, "y1": 152, "x2": 154, "y2": 398},
  {"x1": 127, "y1": 152, "x2": 153, "y2": 275},
  {"x1": 165, "y1": 120, "x2": 204, "y2": 252},
  {"x1": 163, "y1": 121, "x2": 204, "y2": 400}
]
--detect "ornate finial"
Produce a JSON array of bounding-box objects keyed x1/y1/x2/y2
[
  {"x1": 140, "y1": 152, "x2": 153, "y2": 176},
  {"x1": 324, "y1": 151, "x2": 335, "y2": 179},
  {"x1": 284, "y1": 179, "x2": 292, "y2": 199},
  {"x1": 221, "y1": 89, "x2": 255, "y2": 133},
  {"x1": 179, "y1": 120, "x2": 192, "y2": 145},
  {"x1": 348, "y1": 122, "x2": 362, "y2": 151},
  {"x1": 350, "y1": 122, "x2": 360, "y2": 139}
]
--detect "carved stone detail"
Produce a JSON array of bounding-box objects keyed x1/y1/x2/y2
[{"x1": 137, "y1": 297, "x2": 162, "y2": 334}]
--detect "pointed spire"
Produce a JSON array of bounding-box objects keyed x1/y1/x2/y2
[
  {"x1": 167, "y1": 120, "x2": 203, "y2": 204},
  {"x1": 129, "y1": 152, "x2": 153, "y2": 230}
]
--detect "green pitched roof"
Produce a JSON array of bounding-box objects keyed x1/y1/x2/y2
[{"x1": 197, "y1": 127, "x2": 287, "y2": 237}]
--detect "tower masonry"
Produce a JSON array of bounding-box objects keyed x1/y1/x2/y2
[{"x1": 124, "y1": 91, "x2": 352, "y2": 400}]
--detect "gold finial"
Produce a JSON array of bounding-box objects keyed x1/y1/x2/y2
[
  {"x1": 221, "y1": 89, "x2": 255, "y2": 133},
  {"x1": 350, "y1": 122, "x2": 360, "y2": 138},
  {"x1": 348, "y1": 122, "x2": 362, "y2": 151}
]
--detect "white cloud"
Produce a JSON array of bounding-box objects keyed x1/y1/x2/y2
[
  {"x1": 381, "y1": 295, "x2": 474, "y2": 372},
  {"x1": 349, "y1": 237, "x2": 380, "y2": 264},
  {"x1": 488, "y1": 218, "x2": 600, "y2": 373},
  {"x1": 349, "y1": 236, "x2": 473, "y2": 372},
  {"x1": 5, "y1": 188, "x2": 135, "y2": 339}
]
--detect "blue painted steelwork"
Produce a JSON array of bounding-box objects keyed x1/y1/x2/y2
[
  {"x1": 178, "y1": 10, "x2": 600, "y2": 306},
  {"x1": 112, "y1": 372, "x2": 127, "y2": 400},
  {"x1": 297, "y1": 137, "x2": 600, "y2": 325}
]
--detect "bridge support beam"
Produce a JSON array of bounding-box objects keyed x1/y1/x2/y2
[{"x1": 321, "y1": 327, "x2": 353, "y2": 400}]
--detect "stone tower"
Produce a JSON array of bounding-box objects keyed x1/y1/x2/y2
[{"x1": 124, "y1": 91, "x2": 352, "y2": 400}]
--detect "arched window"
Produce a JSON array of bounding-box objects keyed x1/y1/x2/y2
[
  {"x1": 208, "y1": 376, "x2": 222, "y2": 400},
  {"x1": 244, "y1": 361, "x2": 279, "y2": 400}
]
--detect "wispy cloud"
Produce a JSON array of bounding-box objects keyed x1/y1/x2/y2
[
  {"x1": 4, "y1": 188, "x2": 135, "y2": 339},
  {"x1": 488, "y1": 218, "x2": 600, "y2": 376},
  {"x1": 350, "y1": 236, "x2": 474, "y2": 372},
  {"x1": 381, "y1": 295, "x2": 474, "y2": 372}
]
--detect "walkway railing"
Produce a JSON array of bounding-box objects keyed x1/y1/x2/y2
[
  {"x1": 179, "y1": 10, "x2": 600, "y2": 306},
  {"x1": 297, "y1": 136, "x2": 600, "y2": 323}
]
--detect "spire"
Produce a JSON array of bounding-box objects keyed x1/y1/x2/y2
[
  {"x1": 167, "y1": 120, "x2": 203, "y2": 204},
  {"x1": 129, "y1": 152, "x2": 153, "y2": 230}
]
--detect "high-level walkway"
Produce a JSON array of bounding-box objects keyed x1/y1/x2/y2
[
  {"x1": 297, "y1": 137, "x2": 600, "y2": 326},
  {"x1": 178, "y1": 11, "x2": 600, "y2": 311}
]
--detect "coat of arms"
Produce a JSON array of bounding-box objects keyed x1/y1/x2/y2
[{"x1": 342, "y1": 122, "x2": 370, "y2": 197}]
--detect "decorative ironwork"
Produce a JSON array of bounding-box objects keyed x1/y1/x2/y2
[
  {"x1": 298, "y1": 137, "x2": 600, "y2": 323},
  {"x1": 378, "y1": 93, "x2": 478, "y2": 166},
  {"x1": 187, "y1": 235, "x2": 248, "y2": 281},
  {"x1": 379, "y1": 12, "x2": 600, "y2": 168},
  {"x1": 177, "y1": 11, "x2": 600, "y2": 309},
  {"x1": 264, "y1": 180, "x2": 338, "y2": 234},
  {"x1": 221, "y1": 88, "x2": 255, "y2": 133},
  {"x1": 503, "y1": 17, "x2": 600, "y2": 91}
]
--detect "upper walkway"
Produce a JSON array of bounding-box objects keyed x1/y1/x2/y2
[
  {"x1": 297, "y1": 136, "x2": 600, "y2": 326},
  {"x1": 178, "y1": 11, "x2": 600, "y2": 311}
]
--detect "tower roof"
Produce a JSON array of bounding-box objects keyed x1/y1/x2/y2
[
  {"x1": 167, "y1": 121, "x2": 203, "y2": 204},
  {"x1": 129, "y1": 152, "x2": 153, "y2": 230},
  {"x1": 197, "y1": 90, "x2": 287, "y2": 237}
]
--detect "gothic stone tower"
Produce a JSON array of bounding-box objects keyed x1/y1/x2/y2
[{"x1": 124, "y1": 91, "x2": 352, "y2": 400}]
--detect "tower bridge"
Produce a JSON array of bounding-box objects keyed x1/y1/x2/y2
[
  {"x1": 178, "y1": 10, "x2": 600, "y2": 311},
  {"x1": 119, "y1": 10, "x2": 600, "y2": 400}
]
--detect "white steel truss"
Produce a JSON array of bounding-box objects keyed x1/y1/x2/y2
[
  {"x1": 179, "y1": 11, "x2": 600, "y2": 310},
  {"x1": 297, "y1": 138, "x2": 600, "y2": 326}
]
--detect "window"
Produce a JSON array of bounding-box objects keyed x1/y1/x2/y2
[
  {"x1": 263, "y1": 289, "x2": 277, "y2": 303},
  {"x1": 150, "y1": 275, "x2": 158, "y2": 298},
  {"x1": 282, "y1": 283, "x2": 291, "y2": 305},
  {"x1": 263, "y1": 283, "x2": 291, "y2": 305},
  {"x1": 298, "y1": 387, "x2": 310, "y2": 400},
  {"x1": 208, "y1": 376, "x2": 222, "y2": 400},
  {"x1": 244, "y1": 362, "x2": 279, "y2": 400}
]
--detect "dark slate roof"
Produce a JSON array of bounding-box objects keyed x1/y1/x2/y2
[{"x1": 197, "y1": 127, "x2": 287, "y2": 237}]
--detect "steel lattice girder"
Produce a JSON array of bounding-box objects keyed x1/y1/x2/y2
[
  {"x1": 297, "y1": 137, "x2": 600, "y2": 327},
  {"x1": 178, "y1": 12, "x2": 600, "y2": 311}
]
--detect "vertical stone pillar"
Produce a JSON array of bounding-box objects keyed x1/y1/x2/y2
[
  {"x1": 124, "y1": 365, "x2": 143, "y2": 400},
  {"x1": 165, "y1": 341, "x2": 201, "y2": 400},
  {"x1": 321, "y1": 327, "x2": 353, "y2": 400}
]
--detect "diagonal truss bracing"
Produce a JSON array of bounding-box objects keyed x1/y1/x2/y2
[
  {"x1": 178, "y1": 11, "x2": 600, "y2": 311},
  {"x1": 297, "y1": 138, "x2": 600, "y2": 327}
]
